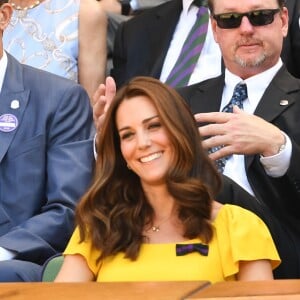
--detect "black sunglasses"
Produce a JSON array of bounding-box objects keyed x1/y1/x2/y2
[{"x1": 213, "y1": 8, "x2": 281, "y2": 29}]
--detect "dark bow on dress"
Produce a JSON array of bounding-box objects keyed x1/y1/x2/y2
[{"x1": 176, "y1": 243, "x2": 209, "y2": 256}]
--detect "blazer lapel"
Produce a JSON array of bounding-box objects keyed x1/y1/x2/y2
[
  {"x1": 0, "y1": 54, "x2": 30, "y2": 163},
  {"x1": 254, "y1": 66, "x2": 298, "y2": 121},
  {"x1": 187, "y1": 67, "x2": 298, "y2": 118},
  {"x1": 149, "y1": 0, "x2": 183, "y2": 77},
  {"x1": 181, "y1": 75, "x2": 225, "y2": 115}
]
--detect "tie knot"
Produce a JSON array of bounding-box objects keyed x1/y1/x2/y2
[
  {"x1": 222, "y1": 82, "x2": 248, "y2": 113},
  {"x1": 233, "y1": 82, "x2": 248, "y2": 101}
]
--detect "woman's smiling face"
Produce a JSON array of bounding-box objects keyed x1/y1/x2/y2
[{"x1": 116, "y1": 95, "x2": 174, "y2": 187}]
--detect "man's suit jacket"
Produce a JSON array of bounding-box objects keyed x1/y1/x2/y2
[
  {"x1": 0, "y1": 54, "x2": 94, "y2": 265},
  {"x1": 106, "y1": 0, "x2": 171, "y2": 74},
  {"x1": 179, "y1": 66, "x2": 300, "y2": 278},
  {"x1": 111, "y1": 0, "x2": 182, "y2": 87},
  {"x1": 111, "y1": 0, "x2": 300, "y2": 87}
]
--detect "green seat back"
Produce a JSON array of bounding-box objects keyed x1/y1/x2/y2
[{"x1": 42, "y1": 255, "x2": 64, "y2": 282}]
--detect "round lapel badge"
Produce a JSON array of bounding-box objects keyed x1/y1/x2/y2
[
  {"x1": 0, "y1": 114, "x2": 18, "y2": 132},
  {"x1": 10, "y1": 100, "x2": 20, "y2": 109}
]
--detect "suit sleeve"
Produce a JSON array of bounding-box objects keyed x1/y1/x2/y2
[
  {"x1": 0, "y1": 84, "x2": 94, "y2": 264},
  {"x1": 284, "y1": 138, "x2": 300, "y2": 214}
]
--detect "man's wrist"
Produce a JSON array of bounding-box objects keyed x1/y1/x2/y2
[
  {"x1": 261, "y1": 132, "x2": 286, "y2": 157},
  {"x1": 277, "y1": 136, "x2": 286, "y2": 154},
  {"x1": 260, "y1": 132, "x2": 291, "y2": 178}
]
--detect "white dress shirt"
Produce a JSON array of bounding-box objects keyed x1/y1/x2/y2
[
  {"x1": 222, "y1": 59, "x2": 292, "y2": 195},
  {"x1": 160, "y1": 0, "x2": 222, "y2": 85}
]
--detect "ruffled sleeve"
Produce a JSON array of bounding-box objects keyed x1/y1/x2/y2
[
  {"x1": 214, "y1": 204, "x2": 281, "y2": 279},
  {"x1": 64, "y1": 227, "x2": 102, "y2": 276}
]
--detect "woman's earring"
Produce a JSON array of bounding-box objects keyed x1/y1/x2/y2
[{"x1": 127, "y1": 164, "x2": 131, "y2": 170}]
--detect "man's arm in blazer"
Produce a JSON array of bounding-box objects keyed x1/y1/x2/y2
[
  {"x1": 177, "y1": 70, "x2": 300, "y2": 222},
  {"x1": 0, "y1": 61, "x2": 94, "y2": 264}
]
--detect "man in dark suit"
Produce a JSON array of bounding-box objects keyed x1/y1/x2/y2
[
  {"x1": 0, "y1": 1, "x2": 94, "y2": 281},
  {"x1": 111, "y1": 0, "x2": 300, "y2": 88},
  {"x1": 111, "y1": 0, "x2": 223, "y2": 88},
  {"x1": 179, "y1": 0, "x2": 300, "y2": 278},
  {"x1": 98, "y1": 0, "x2": 171, "y2": 74}
]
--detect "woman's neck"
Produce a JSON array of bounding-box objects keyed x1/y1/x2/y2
[
  {"x1": 142, "y1": 183, "x2": 175, "y2": 219},
  {"x1": 141, "y1": 183, "x2": 185, "y2": 243}
]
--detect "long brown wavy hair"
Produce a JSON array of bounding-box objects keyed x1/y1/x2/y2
[{"x1": 76, "y1": 77, "x2": 222, "y2": 262}]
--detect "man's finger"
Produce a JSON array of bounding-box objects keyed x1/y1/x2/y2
[
  {"x1": 105, "y1": 76, "x2": 117, "y2": 107},
  {"x1": 92, "y1": 83, "x2": 106, "y2": 106},
  {"x1": 93, "y1": 95, "x2": 107, "y2": 124},
  {"x1": 198, "y1": 123, "x2": 228, "y2": 138},
  {"x1": 194, "y1": 112, "x2": 232, "y2": 124}
]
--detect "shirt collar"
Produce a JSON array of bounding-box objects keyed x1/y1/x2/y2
[
  {"x1": 225, "y1": 59, "x2": 283, "y2": 106},
  {"x1": 183, "y1": 0, "x2": 198, "y2": 12},
  {"x1": 0, "y1": 51, "x2": 8, "y2": 93}
]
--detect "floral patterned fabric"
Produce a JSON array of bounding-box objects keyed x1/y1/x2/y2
[{"x1": 4, "y1": 0, "x2": 79, "y2": 82}]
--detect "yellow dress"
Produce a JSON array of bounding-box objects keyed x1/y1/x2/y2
[{"x1": 64, "y1": 204, "x2": 280, "y2": 283}]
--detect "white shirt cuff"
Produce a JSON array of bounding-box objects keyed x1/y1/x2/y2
[
  {"x1": 0, "y1": 247, "x2": 16, "y2": 261},
  {"x1": 260, "y1": 132, "x2": 292, "y2": 177},
  {"x1": 93, "y1": 133, "x2": 98, "y2": 160}
]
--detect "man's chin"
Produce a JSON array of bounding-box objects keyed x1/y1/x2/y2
[{"x1": 234, "y1": 54, "x2": 266, "y2": 68}]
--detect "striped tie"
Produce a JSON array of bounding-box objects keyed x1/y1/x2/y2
[
  {"x1": 165, "y1": 3, "x2": 209, "y2": 88},
  {"x1": 209, "y1": 82, "x2": 248, "y2": 173}
]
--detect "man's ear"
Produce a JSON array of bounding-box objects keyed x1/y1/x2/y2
[
  {"x1": 210, "y1": 16, "x2": 219, "y2": 43},
  {"x1": 280, "y1": 6, "x2": 289, "y2": 38},
  {"x1": 0, "y1": 3, "x2": 13, "y2": 30}
]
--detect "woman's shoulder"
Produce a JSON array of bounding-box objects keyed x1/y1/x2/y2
[
  {"x1": 212, "y1": 202, "x2": 266, "y2": 227},
  {"x1": 211, "y1": 204, "x2": 280, "y2": 277},
  {"x1": 210, "y1": 201, "x2": 223, "y2": 221}
]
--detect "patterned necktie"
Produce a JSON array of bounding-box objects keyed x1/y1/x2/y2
[
  {"x1": 165, "y1": 2, "x2": 209, "y2": 88},
  {"x1": 209, "y1": 82, "x2": 248, "y2": 173},
  {"x1": 176, "y1": 243, "x2": 209, "y2": 256}
]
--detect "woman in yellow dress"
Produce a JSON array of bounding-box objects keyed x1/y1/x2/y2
[{"x1": 55, "y1": 77, "x2": 280, "y2": 283}]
